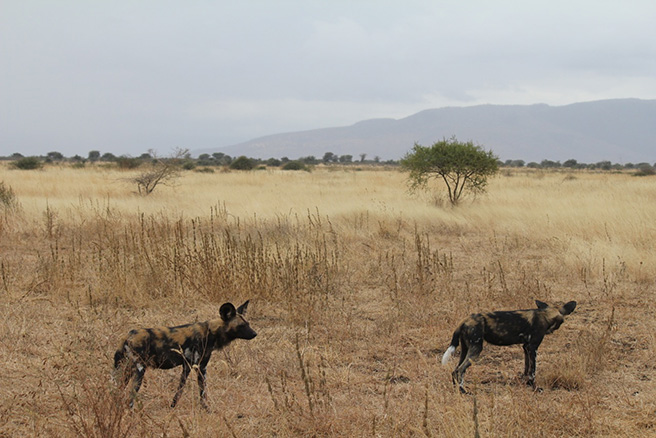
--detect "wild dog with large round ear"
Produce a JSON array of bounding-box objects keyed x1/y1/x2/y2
[
  {"x1": 441, "y1": 300, "x2": 576, "y2": 393},
  {"x1": 113, "y1": 300, "x2": 257, "y2": 409}
]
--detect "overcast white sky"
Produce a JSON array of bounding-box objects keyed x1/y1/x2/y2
[{"x1": 2, "y1": 1, "x2": 655, "y2": 158}]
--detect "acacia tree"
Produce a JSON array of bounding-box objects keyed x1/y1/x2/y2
[
  {"x1": 401, "y1": 137, "x2": 498, "y2": 205},
  {"x1": 131, "y1": 148, "x2": 187, "y2": 195}
]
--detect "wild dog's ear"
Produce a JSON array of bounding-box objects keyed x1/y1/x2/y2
[
  {"x1": 560, "y1": 301, "x2": 577, "y2": 315},
  {"x1": 237, "y1": 300, "x2": 250, "y2": 315},
  {"x1": 220, "y1": 303, "x2": 237, "y2": 321},
  {"x1": 535, "y1": 300, "x2": 549, "y2": 309}
]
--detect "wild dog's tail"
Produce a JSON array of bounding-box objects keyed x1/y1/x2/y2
[{"x1": 441, "y1": 325, "x2": 461, "y2": 366}]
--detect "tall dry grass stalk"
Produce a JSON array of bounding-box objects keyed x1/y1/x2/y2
[{"x1": 0, "y1": 163, "x2": 654, "y2": 436}]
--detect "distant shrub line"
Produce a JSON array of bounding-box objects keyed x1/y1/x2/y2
[{"x1": 2, "y1": 151, "x2": 654, "y2": 174}]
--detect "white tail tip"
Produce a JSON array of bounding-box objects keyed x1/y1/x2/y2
[{"x1": 441, "y1": 345, "x2": 456, "y2": 366}]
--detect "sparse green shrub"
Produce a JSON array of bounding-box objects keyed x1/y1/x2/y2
[{"x1": 11, "y1": 156, "x2": 43, "y2": 170}]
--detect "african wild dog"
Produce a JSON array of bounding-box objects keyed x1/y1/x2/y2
[
  {"x1": 113, "y1": 300, "x2": 256, "y2": 409},
  {"x1": 441, "y1": 300, "x2": 576, "y2": 393}
]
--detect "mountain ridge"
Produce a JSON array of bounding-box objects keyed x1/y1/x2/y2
[{"x1": 199, "y1": 99, "x2": 656, "y2": 163}]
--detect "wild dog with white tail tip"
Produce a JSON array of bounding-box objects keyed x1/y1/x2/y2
[
  {"x1": 441, "y1": 300, "x2": 576, "y2": 393},
  {"x1": 113, "y1": 300, "x2": 257, "y2": 409}
]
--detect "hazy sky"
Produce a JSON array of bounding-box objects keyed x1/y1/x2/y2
[{"x1": 2, "y1": 1, "x2": 655, "y2": 158}]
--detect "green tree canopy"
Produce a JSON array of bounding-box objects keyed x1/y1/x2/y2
[
  {"x1": 400, "y1": 137, "x2": 499, "y2": 205},
  {"x1": 47, "y1": 151, "x2": 64, "y2": 161}
]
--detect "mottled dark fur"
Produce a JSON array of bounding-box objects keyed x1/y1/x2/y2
[
  {"x1": 114, "y1": 301, "x2": 256, "y2": 409},
  {"x1": 441, "y1": 300, "x2": 576, "y2": 393}
]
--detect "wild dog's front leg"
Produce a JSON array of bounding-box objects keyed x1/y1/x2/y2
[
  {"x1": 171, "y1": 364, "x2": 191, "y2": 408},
  {"x1": 113, "y1": 359, "x2": 134, "y2": 388},
  {"x1": 522, "y1": 343, "x2": 531, "y2": 379},
  {"x1": 197, "y1": 365, "x2": 209, "y2": 411},
  {"x1": 129, "y1": 364, "x2": 146, "y2": 408},
  {"x1": 522, "y1": 343, "x2": 538, "y2": 389}
]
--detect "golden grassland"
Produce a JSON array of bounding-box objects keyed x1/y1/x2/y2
[{"x1": 0, "y1": 163, "x2": 655, "y2": 437}]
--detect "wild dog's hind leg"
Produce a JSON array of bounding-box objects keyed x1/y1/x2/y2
[
  {"x1": 453, "y1": 335, "x2": 483, "y2": 394},
  {"x1": 171, "y1": 364, "x2": 191, "y2": 408},
  {"x1": 451, "y1": 341, "x2": 469, "y2": 388}
]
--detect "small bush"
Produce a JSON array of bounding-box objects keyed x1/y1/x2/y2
[
  {"x1": 282, "y1": 161, "x2": 307, "y2": 171},
  {"x1": 116, "y1": 157, "x2": 142, "y2": 169},
  {"x1": 11, "y1": 156, "x2": 42, "y2": 170},
  {"x1": 230, "y1": 156, "x2": 255, "y2": 170},
  {"x1": 634, "y1": 164, "x2": 655, "y2": 177}
]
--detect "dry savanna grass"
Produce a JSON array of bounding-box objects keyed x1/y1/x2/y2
[{"x1": 0, "y1": 163, "x2": 655, "y2": 437}]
